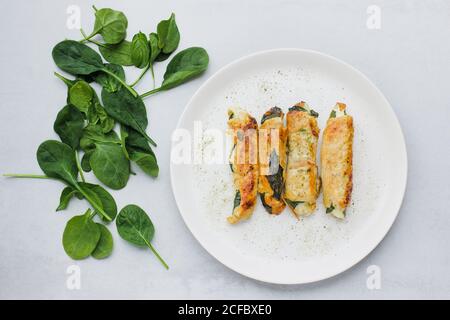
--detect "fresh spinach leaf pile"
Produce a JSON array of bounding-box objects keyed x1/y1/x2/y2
[{"x1": 4, "y1": 6, "x2": 210, "y2": 269}]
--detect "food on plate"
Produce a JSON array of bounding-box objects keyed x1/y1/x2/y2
[
  {"x1": 284, "y1": 101, "x2": 320, "y2": 218},
  {"x1": 258, "y1": 107, "x2": 287, "y2": 214},
  {"x1": 227, "y1": 108, "x2": 259, "y2": 224},
  {"x1": 321, "y1": 102, "x2": 354, "y2": 219}
]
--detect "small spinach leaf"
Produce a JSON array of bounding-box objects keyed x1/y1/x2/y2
[
  {"x1": 157, "y1": 13, "x2": 180, "y2": 54},
  {"x1": 68, "y1": 80, "x2": 94, "y2": 113},
  {"x1": 36, "y1": 140, "x2": 78, "y2": 186},
  {"x1": 56, "y1": 186, "x2": 80, "y2": 211},
  {"x1": 62, "y1": 209, "x2": 101, "y2": 260},
  {"x1": 116, "y1": 204, "x2": 168, "y2": 269},
  {"x1": 88, "y1": 7, "x2": 128, "y2": 44},
  {"x1": 53, "y1": 105, "x2": 85, "y2": 149},
  {"x1": 102, "y1": 87, "x2": 156, "y2": 146},
  {"x1": 90, "y1": 143, "x2": 130, "y2": 190},
  {"x1": 94, "y1": 63, "x2": 125, "y2": 93},
  {"x1": 131, "y1": 32, "x2": 150, "y2": 69},
  {"x1": 99, "y1": 40, "x2": 133, "y2": 66},
  {"x1": 78, "y1": 182, "x2": 118, "y2": 222},
  {"x1": 91, "y1": 224, "x2": 113, "y2": 259}
]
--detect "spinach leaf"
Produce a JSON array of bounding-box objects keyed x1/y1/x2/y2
[
  {"x1": 101, "y1": 87, "x2": 156, "y2": 146},
  {"x1": 131, "y1": 32, "x2": 150, "y2": 69},
  {"x1": 78, "y1": 182, "x2": 118, "y2": 222},
  {"x1": 260, "y1": 194, "x2": 273, "y2": 213},
  {"x1": 52, "y1": 40, "x2": 104, "y2": 75},
  {"x1": 122, "y1": 126, "x2": 158, "y2": 177},
  {"x1": 36, "y1": 141, "x2": 114, "y2": 221},
  {"x1": 129, "y1": 151, "x2": 158, "y2": 177},
  {"x1": 81, "y1": 150, "x2": 93, "y2": 172},
  {"x1": 94, "y1": 63, "x2": 125, "y2": 93},
  {"x1": 53, "y1": 40, "x2": 137, "y2": 97},
  {"x1": 161, "y1": 47, "x2": 209, "y2": 90},
  {"x1": 80, "y1": 124, "x2": 121, "y2": 150},
  {"x1": 53, "y1": 105, "x2": 85, "y2": 149},
  {"x1": 99, "y1": 40, "x2": 133, "y2": 66},
  {"x1": 149, "y1": 32, "x2": 160, "y2": 64},
  {"x1": 88, "y1": 7, "x2": 128, "y2": 45},
  {"x1": 90, "y1": 142, "x2": 130, "y2": 190},
  {"x1": 89, "y1": 102, "x2": 115, "y2": 133},
  {"x1": 233, "y1": 191, "x2": 241, "y2": 210},
  {"x1": 62, "y1": 209, "x2": 101, "y2": 260},
  {"x1": 68, "y1": 80, "x2": 94, "y2": 113},
  {"x1": 326, "y1": 204, "x2": 335, "y2": 213},
  {"x1": 261, "y1": 107, "x2": 283, "y2": 124},
  {"x1": 91, "y1": 224, "x2": 113, "y2": 259},
  {"x1": 36, "y1": 140, "x2": 78, "y2": 186},
  {"x1": 56, "y1": 186, "x2": 80, "y2": 211},
  {"x1": 329, "y1": 110, "x2": 336, "y2": 118},
  {"x1": 141, "y1": 47, "x2": 208, "y2": 98},
  {"x1": 157, "y1": 13, "x2": 180, "y2": 54},
  {"x1": 116, "y1": 204, "x2": 168, "y2": 269},
  {"x1": 284, "y1": 198, "x2": 304, "y2": 209}
]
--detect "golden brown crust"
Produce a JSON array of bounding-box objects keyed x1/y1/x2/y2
[
  {"x1": 227, "y1": 108, "x2": 259, "y2": 224},
  {"x1": 258, "y1": 107, "x2": 287, "y2": 215},
  {"x1": 284, "y1": 102, "x2": 320, "y2": 218},
  {"x1": 321, "y1": 103, "x2": 354, "y2": 218}
]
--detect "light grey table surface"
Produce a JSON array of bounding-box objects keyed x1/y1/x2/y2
[{"x1": 0, "y1": 0, "x2": 449, "y2": 299}]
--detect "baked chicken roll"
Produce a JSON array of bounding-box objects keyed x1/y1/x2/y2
[
  {"x1": 284, "y1": 101, "x2": 320, "y2": 217},
  {"x1": 227, "y1": 108, "x2": 259, "y2": 224},
  {"x1": 258, "y1": 107, "x2": 287, "y2": 214},
  {"x1": 321, "y1": 102, "x2": 354, "y2": 219}
]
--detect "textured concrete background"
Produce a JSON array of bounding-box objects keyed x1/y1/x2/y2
[{"x1": 0, "y1": 0, "x2": 449, "y2": 299}]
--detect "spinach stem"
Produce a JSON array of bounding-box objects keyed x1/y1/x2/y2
[
  {"x1": 75, "y1": 151, "x2": 85, "y2": 183},
  {"x1": 3, "y1": 174, "x2": 51, "y2": 179},
  {"x1": 150, "y1": 64, "x2": 155, "y2": 88},
  {"x1": 75, "y1": 184, "x2": 112, "y2": 222},
  {"x1": 54, "y1": 72, "x2": 72, "y2": 87},
  {"x1": 129, "y1": 64, "x2": 150, "y2": 87},
  {"x1": 140, "y1": 87, "x2": 162, "y2": 99},
  {"x1": 80, "y1": 28, "x2": 106, "y2": 47},
  {"x1": 143, "y1": 238, "x2": 169, "y2": 270},
  {"x1": 102, "y1": 68, "x2": 138, "y2": 97}
]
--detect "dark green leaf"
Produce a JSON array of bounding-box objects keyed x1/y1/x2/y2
[
  {"x1": 284, "y1": 198, "x2": 304, "y2": 209},
  {"x1": 89, "y1": 142, "x2": 130, "y2": 190},
  {"x1": 80, "y1": 124, "x2": 121, "y2": 151},
  {"x1": 131, "y1": 32, "x2": 150, "y2": 69},
  {"x1": 62, "y1": 209, "x2": 101, "y2": 259},
  {"x1": 116, "y1": 204, "x2": 154, "y2": 247},
  {"x1": 157, "y1": 13, "x2": 180, "y2": 54},
  {"x1": 129, "y1": 151, "x2": 158, "y2": 177},
  {"x1": 90, "y1": 8, "x2": 128, "y2": 44},
  {"x1": 53, "y1": 105, "x2": 85, "y2": 149},
  {"x1": 81, "y1": 150, "x2": 93, "y2": 172},
  {"x1": 233, "y1": 191, "x2": 241, "y2": 210},
  {"x1": 94, "y1": 63, "x2": 125, "y2": 93},
  {"x1": 99, "y1": 40, "x2": 133, "y2": 66},
  {"x1": 68, "y1": 80, "x2": 95, "y2": 113},
  {"x1": 36, "y1": 140, "x2": 78, "y2": 186},
  {"x1": 160, "y1": 47, "x2": 209, "y2": 91},
  {"x1": 149, "y1": 32, "x2": 160, "y2": 64},
  {"x1": 116, "y1": 205, "x2": 168, "y2": 269},
  {"x1": 261, "y1": 106, "x2": 283, "y2": 124},
  {"x1": 326, "y1": 204, "x2": 335, "y2": 213},
  {"x1": 56, "y1": 186, "x2": 80, "y2": 211},
  {"x1": 52, "y1": 40, "x2": 104, "y2": 75},
  {"x1": 78, "y1": 182, "x2": 118, "y2": 222},
  {"x1": 101, "y1": 87, "x2": 156, "y2": 146},
  {"x1": 91, "y1": 224, "x2": 113, "y2": 259}
]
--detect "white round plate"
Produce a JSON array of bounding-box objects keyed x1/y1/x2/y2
[{"x1": 170, "y1": 49, "x2": 407, "y2": 284}]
